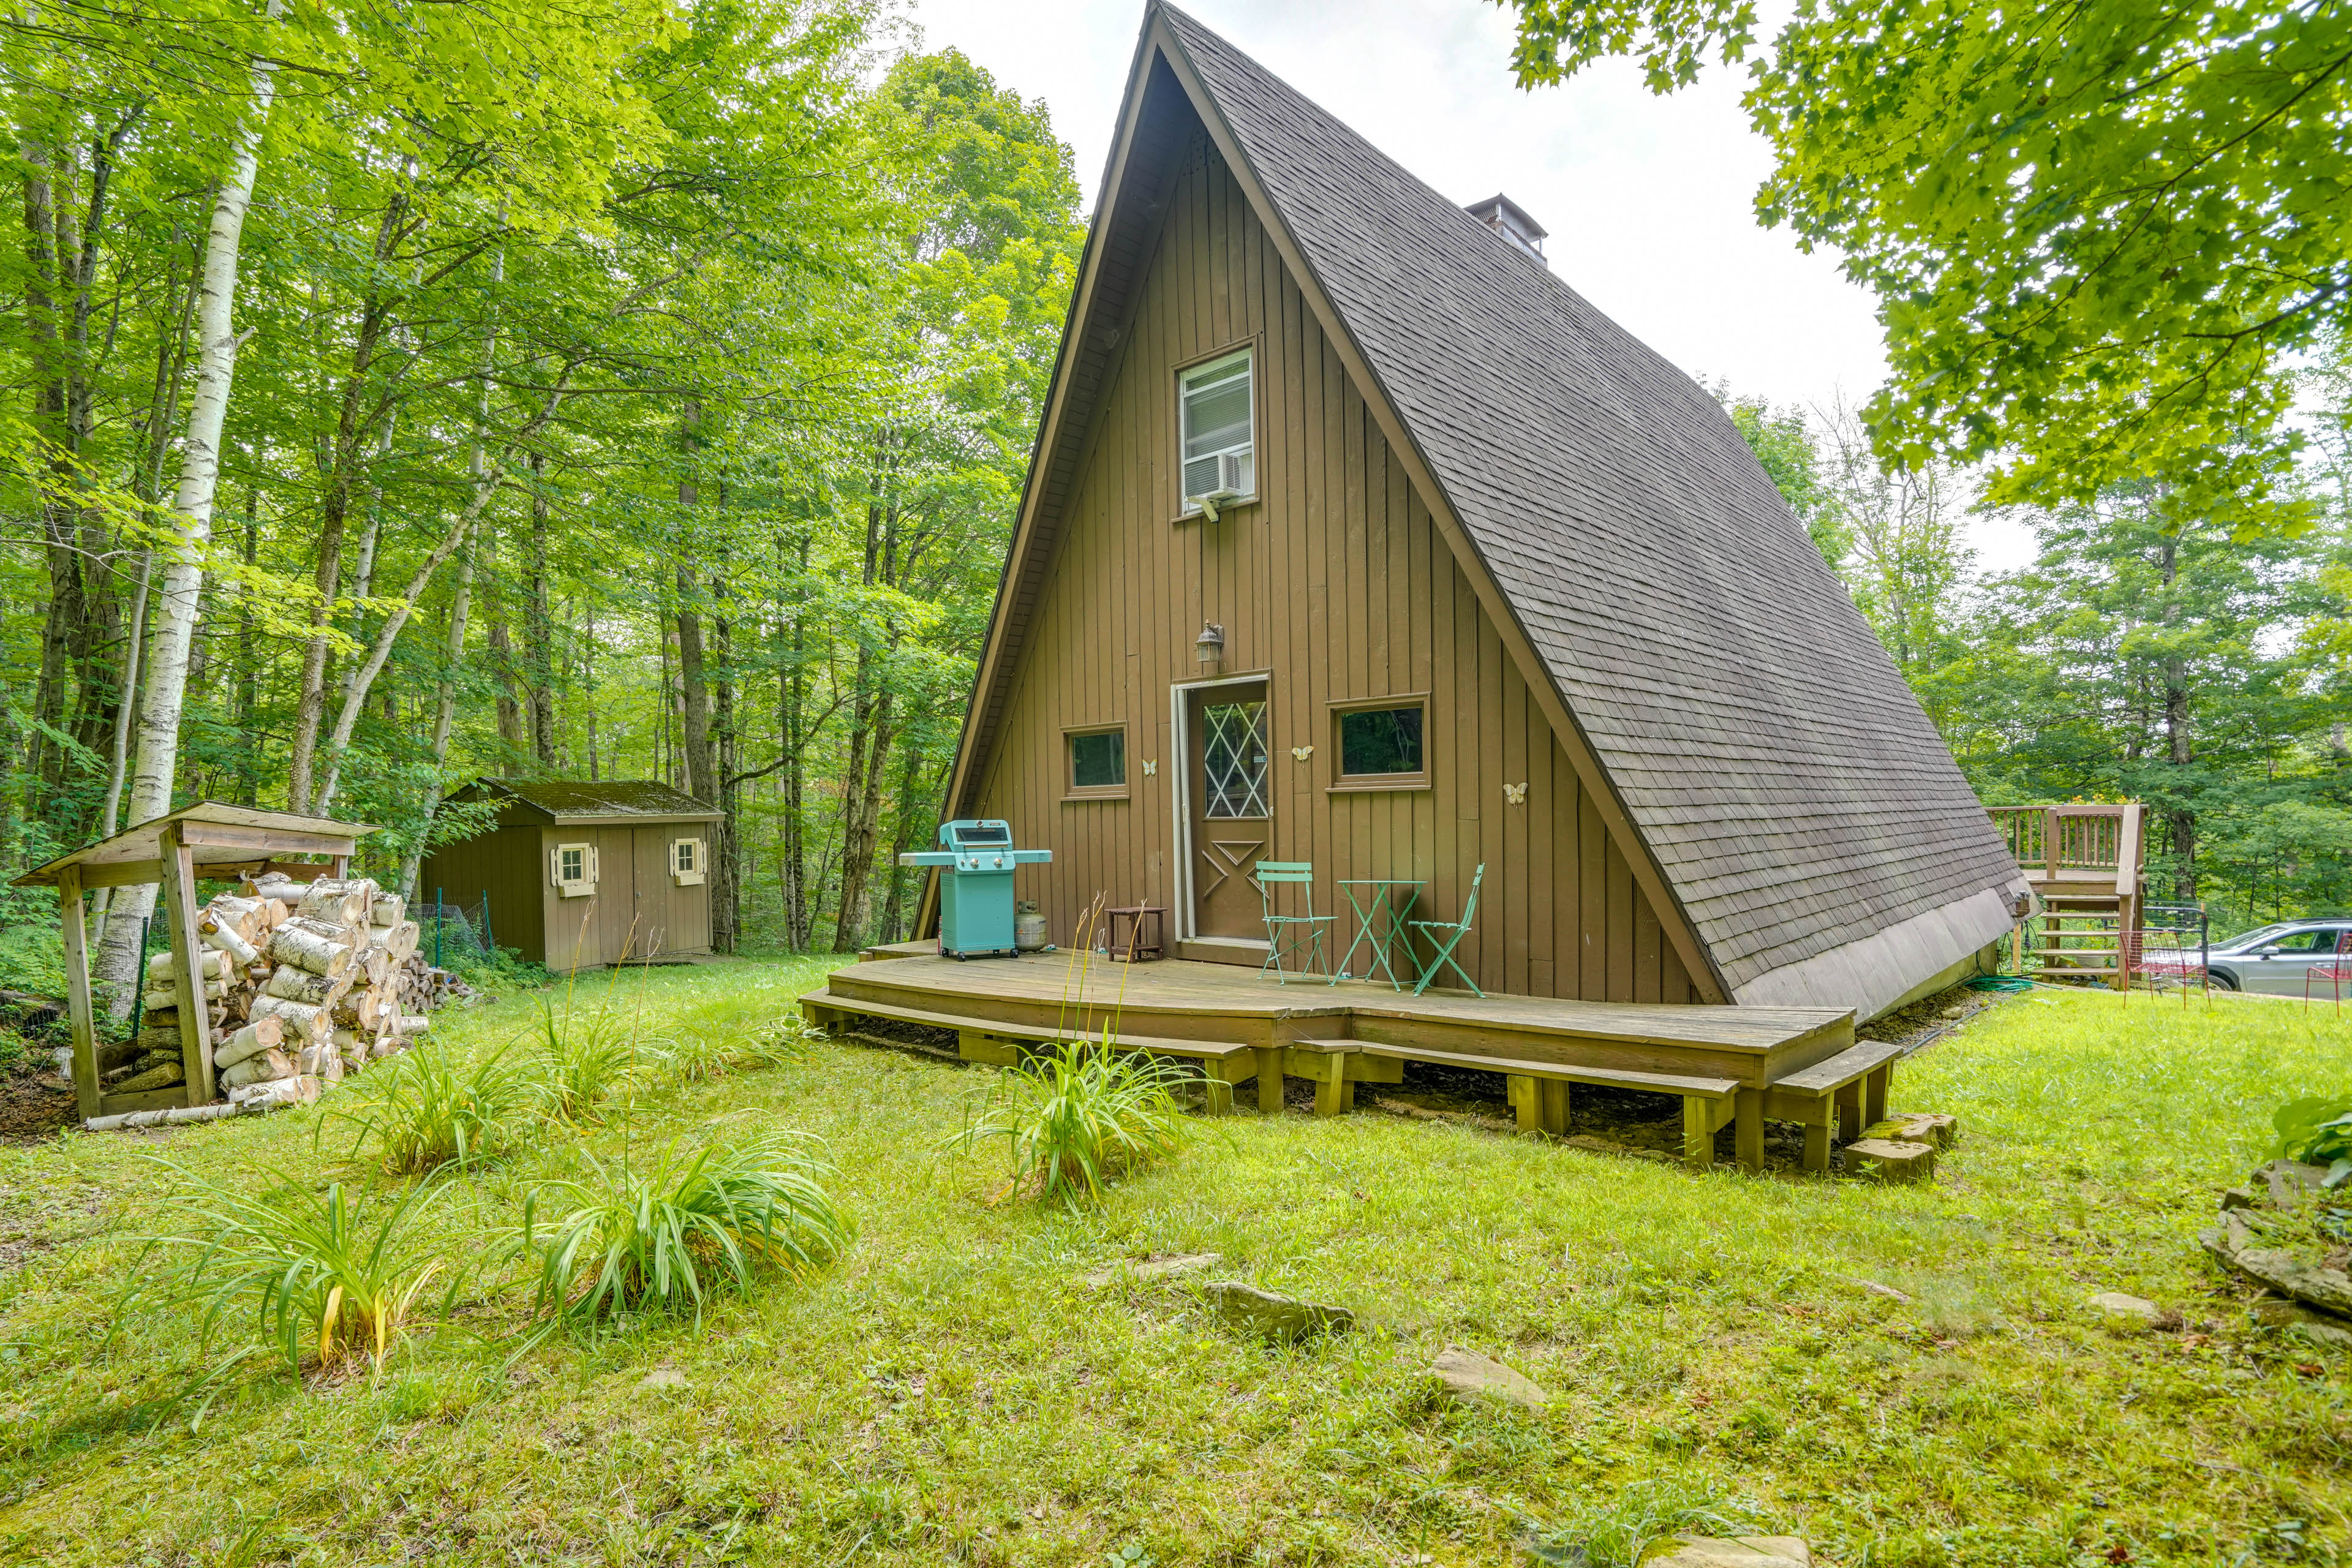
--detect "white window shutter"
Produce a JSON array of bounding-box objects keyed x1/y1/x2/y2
[{"x1": 549, "y1": 848, "x2": 562, "y2": 886}]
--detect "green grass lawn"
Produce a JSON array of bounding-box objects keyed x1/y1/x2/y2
[{"x1": 1, "y1": 961, "x2": 2346, "y2": 1567}]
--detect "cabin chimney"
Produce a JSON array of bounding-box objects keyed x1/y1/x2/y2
[{"x1": 1464, "y1": 194, "x2": 1547, "y2": 265}]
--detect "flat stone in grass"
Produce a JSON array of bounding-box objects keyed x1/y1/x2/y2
[
  {"x1": 2252, "y1": 1300, "x2": 2352, "y2": 1350},
  {"x1": 1200, "y1": 1281, "x2": 1352, "y2": 1343},
  {"x1": 638, "y1": 1366, "x2": 689, "y2": 1392},
  {"x1": 1081, "y1": 1252, "x2": 1221, "y2": 1289},
  {"x1": 1845, "y1": 1137, "x2": 1935, "y2": 1183},
  {"x1": 1890, "y1": 1112, "x2": 1959, "y2": 1148},
  {"x1": 1430, "y1": 1346, "x2": 1548, "y2": 1411},
  {"x1": 1640, "y1": 1536, "x2": 1811, "y2": 1567},
  {"x1": 2084, "y1": 1291, "x2": 2161, "y2": 1328}
]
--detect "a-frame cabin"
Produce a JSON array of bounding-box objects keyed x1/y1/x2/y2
[{"x1": 921, "y1": 3, "x2": 2025, "y2": 1024}]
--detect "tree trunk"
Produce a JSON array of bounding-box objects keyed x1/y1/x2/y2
[
  {"x1": 712, "y1": 552, "x2": 737, "y2": 953},
  {"x1": 777, "y1": 529, "x2": 810, "y2": 949},
  {"x1": 486, "y1": 528, "x2": 527, "y2": 767},
  {"x1": 2158, "y1": 527, "x2": 2195, "y2": 902},
  {"x1": 92, "y1": 2, "x2": 284, "y2": 1017},
  {"x1": 526, "y1": 451, "x2": 556, "y2": 766},
  {"x1": 876, "y1": 734, "x2": 926, "y2": 943},
  {"x1": 831, "y1": 672, "x2": 895, "y2": 954},
  {"x1": 287, "y1": 196, "x2": 402, "y2": 813},
  {"x1": 401, "y1": 532, "x2": 477, "y2": 900}
]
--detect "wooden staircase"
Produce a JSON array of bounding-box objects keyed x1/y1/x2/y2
[{"x1": 1989, "y1": 804, "x2": 2144, "y2": 989}]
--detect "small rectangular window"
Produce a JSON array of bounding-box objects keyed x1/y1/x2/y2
[
  {"x1": 1180, "y1": 350, "x2": 1254, "y2": 510},
  {"x1": 1068, "y1": 728, "x2": 1127, "y2": 794},
  {"x1": 1336, "y1": 704, "x2": 1425, "y2": 781},
  {"x1": 552, "y1": 841, "x2": 596, "y2": 897}
]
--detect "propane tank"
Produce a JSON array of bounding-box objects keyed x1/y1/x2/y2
[{"x1": 1014, "y1": 900, "x2": 1049, "y2": 953}]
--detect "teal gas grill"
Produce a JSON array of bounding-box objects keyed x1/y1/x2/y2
[{"x1": 899, "y1": 820, "x2": 1052, "y2": 960}]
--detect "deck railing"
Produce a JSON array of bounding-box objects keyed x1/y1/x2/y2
[{"x1": 1988, "y1": 803, "x2": 2144, "y2": 891}]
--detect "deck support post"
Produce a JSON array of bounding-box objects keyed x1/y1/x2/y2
[
  {"x1": 1834, "y1": 1082, "x2": 1861, "y2": 1143},
  {"x1": 1863, "y1": 1064, "x2": 1890, "y2": 1126},
  {"x1": 1203, "y1": 1055, "x2": 1251, "y2": 1116},
  {"x1": 1682, "y1": 1097, "x2": 1716, "y2": 1170},
  {"x1": 1735, "y1": 1087, "x2": 1765, "y2": 1172},
  {"x1": 1509, "y1": 1074, "x2": 1538, "y2": 1132},
  {"x1": 1802, "y1": 1107, "x2": 1832, "y2": 1174},
  {"x1": 1254, "y1": 1048, "x2": 1284, "y2": 1114}
]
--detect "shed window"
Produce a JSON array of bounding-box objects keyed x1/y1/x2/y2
[
  {"x1": 1067, "y1": 728, "x2": 1127, "y2": 794},
  {"x1": 1337, "y1": 705, "x2": 1425, "y2": 778},
  {"x1": 672, "y1": 836, "x2": 706, "y2": 886},
  {"x1": 552, "y1": 841, "x2": 597, "y2": 897},
  {"x1": 1180, "y1": 350, "x2": 1254, "y2": 510}
]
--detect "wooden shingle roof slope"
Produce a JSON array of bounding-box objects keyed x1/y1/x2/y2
[
  {"x1": 455, "y1": 779, "x2": 723, "y2": 823},
  {"x1": 948, "y1": 4, "x2": 2027, "y2": 1016}
]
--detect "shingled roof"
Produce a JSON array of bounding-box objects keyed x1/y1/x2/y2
[
  {"x1": 1156, "y1": 7, "x2": 2022, "y2": 996},
  {"x1": 456, "y1": 779, "x2": 722, "y2": 822}
]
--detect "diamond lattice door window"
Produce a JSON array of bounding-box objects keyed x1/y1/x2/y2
[{"x1": 1201, "y1": 701, "x2": 1270, "y2": 818}]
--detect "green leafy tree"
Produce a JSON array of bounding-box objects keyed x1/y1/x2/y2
[{"x1": 1499, "y1": 0, "x2": 2352, "y2": 516}]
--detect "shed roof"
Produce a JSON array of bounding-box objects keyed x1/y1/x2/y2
[
  {"x1": 12, "y1": 802, "x2": 375, "y2": 889},
  {"x1": 456, "y1": 779, "x2": 723, "y2": 824},
  {"x1": 950, "y1": 4, "x2": 2025, "y2": 1008}
]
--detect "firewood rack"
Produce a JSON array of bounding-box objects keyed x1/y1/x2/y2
[{"x1": 9, "y1": 802, "x2": 375, "y2": 1125}]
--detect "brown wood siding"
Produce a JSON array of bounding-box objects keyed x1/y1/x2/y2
[{"x1": 969, "y1": 148, "x2": 1698, "y2": 1005}]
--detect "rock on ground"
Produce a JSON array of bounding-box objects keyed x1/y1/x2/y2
[
  {"x1": 1430, "y1": 1346, "x2": 1548, "y2": 1411},
  {"x1": 1200, "y1": 1281, "x2": 1353, "y2": 1343},
  {"x1": 1640, "y1": 1536, "x2": 1811, "y2": 1567},
  {"x1": 1082, "y1": 1252, "x2": 1221, "y2": 1289},
  {"x1": 1845, "y1": 1137, "x2": 1935, "y2": 1183},
  {"x1": 2084, "y1": 1291, "x2": 2160, "y2": 1325}
]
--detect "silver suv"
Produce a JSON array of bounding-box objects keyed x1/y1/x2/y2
[{"x1": 2205, "y1": 920, "x2": 2352, "y2": 994}]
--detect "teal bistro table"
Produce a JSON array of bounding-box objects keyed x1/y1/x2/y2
[{"x1": 1338, "y1": 878, "x2": 1425, "y2": 989}]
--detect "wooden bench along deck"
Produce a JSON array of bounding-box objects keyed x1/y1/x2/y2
[
  {"x1": 799, "y1": 987, "x2": 1259, "y2": 1114},
  {"x1": 801, "y1": 952, "x2": 1883, "y2": 1173}
]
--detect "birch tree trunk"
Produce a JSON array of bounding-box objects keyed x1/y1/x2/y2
[{"x1": 92, "y1": 0, "x2": 284, "y2": 1016}]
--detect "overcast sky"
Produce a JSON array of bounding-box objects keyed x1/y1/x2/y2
[{"x1": 903, "y1": 0, "x2": 2039, "y2": 571}]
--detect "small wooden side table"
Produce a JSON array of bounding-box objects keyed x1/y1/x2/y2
[{"x1": 1106, "y1": 905, "x2": 1169, "y2": 962}]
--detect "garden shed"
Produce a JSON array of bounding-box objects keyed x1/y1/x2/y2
[{"x1": 419, "y1": 780, "x2": 723, "y2": 971}]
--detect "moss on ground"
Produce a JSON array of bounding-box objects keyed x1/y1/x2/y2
[{"x1": 0, "y1": 962, "x2": 2345, "y2": 1566}]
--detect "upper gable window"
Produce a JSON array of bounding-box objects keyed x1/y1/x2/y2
[{"x1": 1180, "y1": 350, "x2": 1254, "y2": 513}]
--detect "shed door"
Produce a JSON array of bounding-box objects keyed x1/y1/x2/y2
[{"x1": 1186, "y1": 682, "x2": 1272, "y2": 941}]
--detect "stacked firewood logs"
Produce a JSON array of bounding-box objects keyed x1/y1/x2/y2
[{"x1": 99, "y1": 872, "x2": 471, "y2": 1106}]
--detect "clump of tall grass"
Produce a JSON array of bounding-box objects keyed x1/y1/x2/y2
[
  {"x1": 519, "y1": 1134, "x2": 851, "y2": 1324},
  {"x1": 1520, "y1": 1479, "x2": 1764, "y2": 1567},
  {"x1": 150, "y1": 1166, "x2": 451, "y2": 1381},
  {"x1": 943, "y1": 1035, "x2": 1188, "y2": 1205},
  {"x1": 526, "y1": 994, "x2": 642, "y2": 1125},
  {"x1": 330, "y1": 1039, "x2": 541, "y2": 1174},
  {"x1": 655, "y1": 1002, "x2": 821, "y2": 1084}
]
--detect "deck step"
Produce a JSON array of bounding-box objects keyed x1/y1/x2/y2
[
  {"x1": 1308, "y1": 1038, "x2": 1740, "y2": 1099},
  {"x1": 1771, "y1": 1036, "x2": 1905, "y2": 1095},
  {"x1": 800, "y1": 989, "x2": 1252, "y2": 1060}
]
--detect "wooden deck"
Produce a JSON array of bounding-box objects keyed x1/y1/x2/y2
[{"x1": 801, "y1": 950, "x2": 1901, "y2": 1174}]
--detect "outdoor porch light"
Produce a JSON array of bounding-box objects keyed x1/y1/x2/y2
[{"x1": 1194, "y1": 621, "x2": 1226, "y2": 664}]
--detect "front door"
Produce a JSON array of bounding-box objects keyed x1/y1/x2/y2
[{"x1": 1186, "y1": 682, "x2": 1272, "y2": 940}]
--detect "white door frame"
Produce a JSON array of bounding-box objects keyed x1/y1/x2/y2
[{"x1": 1169, "y1": 672, "x2": 1273, "y2": 943}]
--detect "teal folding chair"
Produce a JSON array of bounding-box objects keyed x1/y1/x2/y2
[
  {"x1": 1256, "y1": 861, "x2": 1336, "y2": 986},
  {"x1": 1409, "y1": 864, "x2": 1485, "y2": 997}
]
